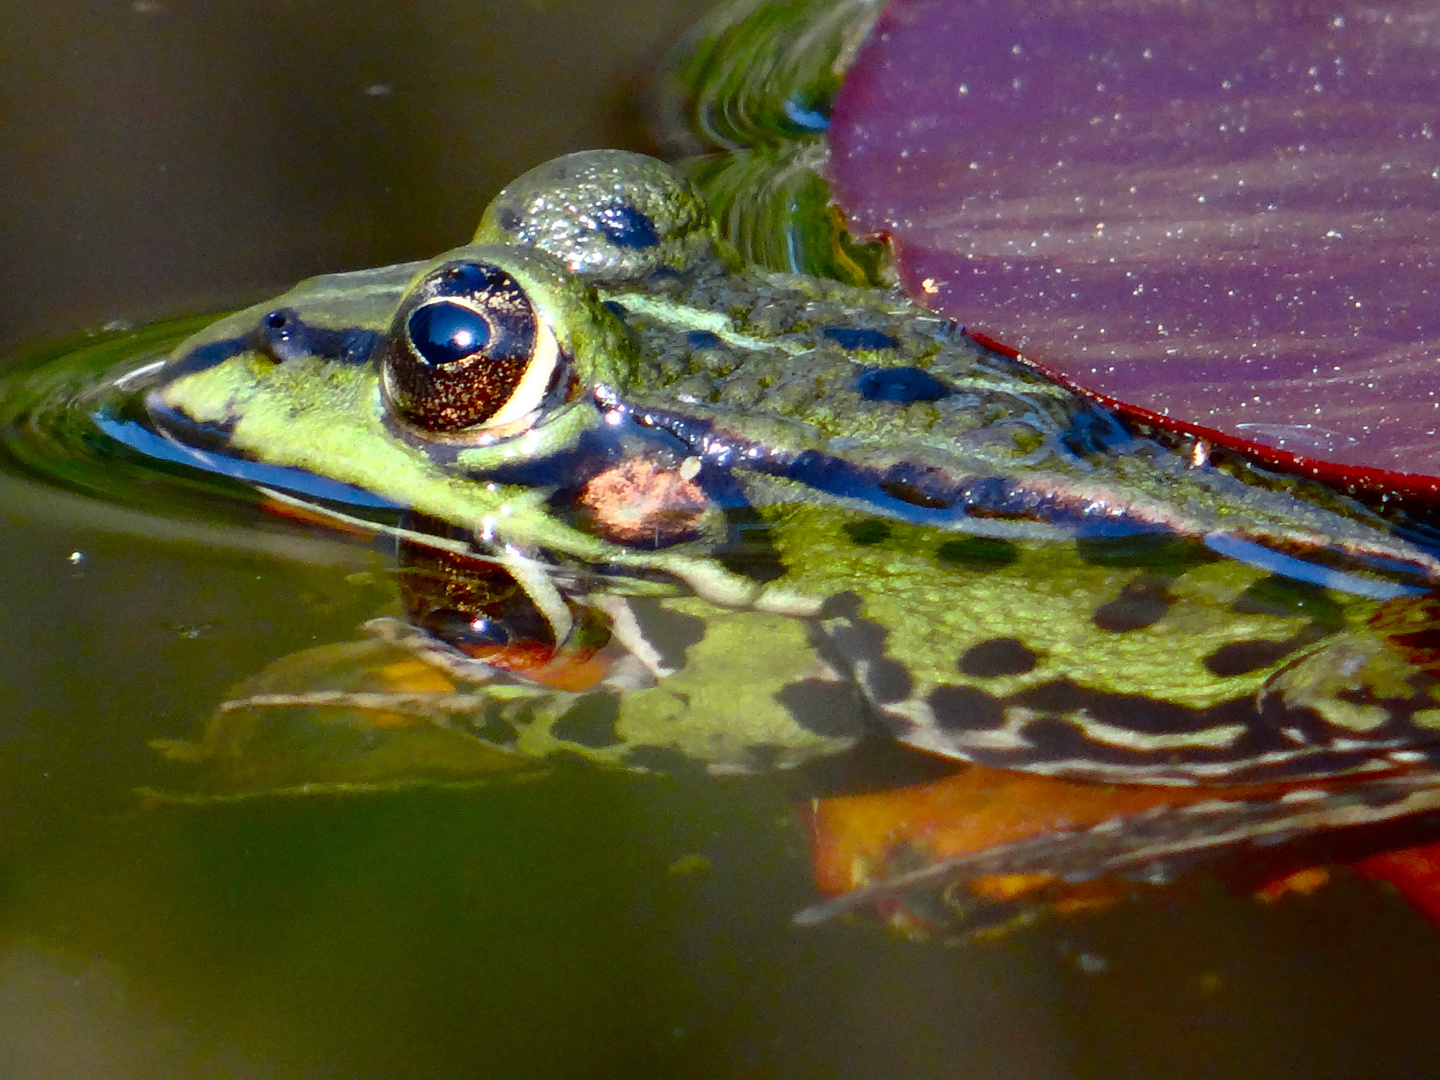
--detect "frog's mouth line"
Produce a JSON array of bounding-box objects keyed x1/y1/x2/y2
[{"x1": 117, "y1": 400, "x2": 406, "y2": 515}]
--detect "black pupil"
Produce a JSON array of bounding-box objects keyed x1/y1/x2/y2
[{"x1": 408, "y1": 301, "x2": 492, "y2": 366}]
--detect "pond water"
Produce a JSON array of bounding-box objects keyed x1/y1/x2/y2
[{"x1": 6, "y1": 1, "x2": 1440, "y2": 1078}]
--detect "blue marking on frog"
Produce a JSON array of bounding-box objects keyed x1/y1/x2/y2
[{"x1": 854, "y1": 365, "x2": 950, "y2": 403}]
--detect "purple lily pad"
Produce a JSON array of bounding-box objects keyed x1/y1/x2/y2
[{"x1": 828, "y1": 0, "x2": 1440, "y2": 497}]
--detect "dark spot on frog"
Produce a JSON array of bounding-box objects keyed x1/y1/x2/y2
[
  {"x1": 824, "y1": 615, "x2": 888, "y2": 665},
  {"x1": 595, "y1": 201, "x2": 660, "y2": 249},
  {"x1": 959, "y1": 638, "x2": 1040, "y2": 677},
  {"x1": 1233, "y1": 575, "x2": 1343, "y2": 623},
  {"x1": 643, "y1": 265, "x2": 684, "y2": 288},
  {"x1": 809, "y1": 602, "x2": 910, "y2": 710},
  {"x1": 1372, "y1": 595, "x2": 1440, "y2": 674},
  {"x1": 1075, "y1": 533, "x2": 1210, "y2": 573},
  {"x1": 1203, "y1": 638, "x2": 1304, "y2": 677},
  {"x1": 775, "y1": 679, "x2": 866, "y2": 739},
  {"x1": 625, "y1": 598, "x2": 707, "y2": 672},
  {"x1": 686, "y1": 330, "x2": 723, "y2": 350},
  {"x1": 817, "y1": 591, "x2": 863, "y2": 621},
  {"x1": 935, "y1": 536, "x2": 1019, "y2": 570},
  {"x1": 854, "y1": 365, "x2": 950, "y2": 402},
  {"x1": 824, "y1": 327, "x2": 899, "y2": 352},
  {"x1": 716, "y1": 509, "x2": 788, "y2": 583},
  {"x1": 1092, "y1": 574, "x2": 1174, "y2": 632},
  {"x1": 1390, "y1": 636, "x2": 1440, "y2": 679},
  {"x1": 926, "y1": 685, "x2": 1007, "y2": 731},
  {"x1": 1060, "y1": 405, "x2": 1133, "y2": 456},
  {"x1": 551, "y1": 693, "x2": 623, "y2": 748},
  {"x1": 471, "y1": 706, "x2": 520, "y2": 747},
  {"x1": 621, "y1": 745, "x2": 711, "y2": 778},
  {"x1": 1009, "y1": 680, "x2": 1283, "y2": 742},
  {"x1": 601, "y1": 300, "x2": 636, "y2": 333},
  {"x1": 843, "y1": 520, "x2": 892, "y2": 546},
  {"x1": 864, "y1": 658, "x2": 914, "y2": 703}
]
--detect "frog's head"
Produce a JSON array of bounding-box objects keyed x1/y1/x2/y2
[
  {"x1": 146, "y1": 152, "x2": 726, "y2": 509},
  {"x1": 146, "y1": 242, "x2": 628, "y2": 495},
  {"x1": 153, "y1": 150, "x2": 731, "y2": 463},
  {"x1": 145, "y1": 153, "x2": 776, "y2": 610}
]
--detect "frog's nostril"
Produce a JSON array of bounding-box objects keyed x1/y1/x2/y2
[{"x1": 253, "y1": 307, "x2": 305, "y2": 363}]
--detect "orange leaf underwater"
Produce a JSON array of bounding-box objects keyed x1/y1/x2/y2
[{"x1": 803, "y1": 765, "x2": 1440, "y2": 938}]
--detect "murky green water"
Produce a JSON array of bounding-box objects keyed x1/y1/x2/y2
[{"x1": 7, "y1": 1, "x2": 1440, "y2": 1077}]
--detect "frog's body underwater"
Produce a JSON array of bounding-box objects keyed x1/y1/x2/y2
[{"x1": 147, "y1": 149, "x2": 1440, "y2": 793}]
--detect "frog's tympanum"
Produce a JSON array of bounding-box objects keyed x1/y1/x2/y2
[{"x1": 144, "y1": 150, "x2": 1440, "y2": 794}]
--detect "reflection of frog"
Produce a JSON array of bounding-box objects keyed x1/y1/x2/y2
[{"x1": 146, "y1": 149, "x2": 1440, "y2": 784}]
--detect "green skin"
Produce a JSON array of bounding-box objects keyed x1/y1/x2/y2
[{"x1": 151, "y1": 150, "x2": 1440, "y2": 783}]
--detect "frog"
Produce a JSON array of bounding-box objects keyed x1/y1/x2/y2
[{"x1": 143, "y1": 148, "x2": 1440, "y2": 793}]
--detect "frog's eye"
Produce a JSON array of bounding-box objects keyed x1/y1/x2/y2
[{"x1": 382, "y1": 260, "x2": 563, "y2": 434}]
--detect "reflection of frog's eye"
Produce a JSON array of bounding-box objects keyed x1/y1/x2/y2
[{"x1": 382, "y1": 260, "x2": 563, "y2": 433}]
